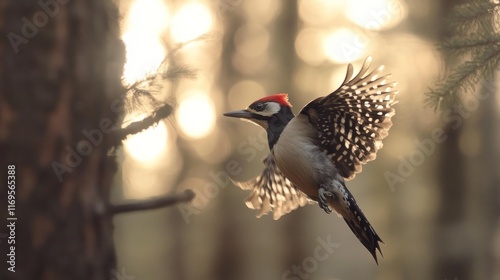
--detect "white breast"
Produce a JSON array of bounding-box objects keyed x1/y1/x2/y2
[{"x1": 272, "y1": 114, "x2": 327, "y2": 198}]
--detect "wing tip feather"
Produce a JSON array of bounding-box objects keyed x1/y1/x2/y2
[{"x1": 232, "y1": 155, "x2": 312, "y2": 220}]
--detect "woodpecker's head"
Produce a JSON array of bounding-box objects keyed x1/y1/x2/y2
[{"x1": 223, "y1": 94, "x2": 293, "y2": 130}]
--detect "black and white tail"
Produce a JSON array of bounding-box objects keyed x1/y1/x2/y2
[{"x1": 330, "y1": 182, "x2": 383, "y2": 264}]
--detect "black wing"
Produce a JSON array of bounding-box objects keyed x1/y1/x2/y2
[
  {"x1": 232, "y1": 154, "x2": 313, "y2": 220},
  {"x1": 300, "y1": 57, "x2": 398, "y2": 180}
]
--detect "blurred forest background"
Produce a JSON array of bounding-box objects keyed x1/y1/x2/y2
[
  {"x1": 113, "y1": 0, "x2": 500, "y2": 279},
  {"x1": 2, "y1": 0, "x2": 498, "y2": 279},
  {"x1": 114, "y1": 0, "x2": 500, "y2": 280}
]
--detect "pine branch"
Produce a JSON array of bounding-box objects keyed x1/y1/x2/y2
[
  {"x1": 157, "y1": 34, "x2": 212, "y2": 76},
  {"x1": 109, "y1": 190, "x2": 195, "y2": 215},
  {"x1": 427, "y1": 1, "x2": 500, "y2": 112},
  {"x1": 426, "y1": 44, "x2": 500, "y2": 111},
  {"x1": 450, "y1": 1, "x2": 500, "y2": 34},
  {"x1": 442, "y1": 34, "x2": 500, "y2": 56},
  {"x1": 110, "y1": 35, "x2": 214, "y2": 146},
  {"x1": 111, "y1": 102, "x2": 174, "y2": 145},
  {"x1": 122, "y1": 35, "x2": 210, "y2": 112},
  {"x1": 450, "y1": 1, "x2": 497, "y2": 22}
]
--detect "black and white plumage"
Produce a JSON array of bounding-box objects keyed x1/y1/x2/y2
[
  {"x1": 236, "y1": 154, "x2": 312, "y2": 220},
  {"x1": 224, "y1": 57, "x2": 398, "y2": 263}
]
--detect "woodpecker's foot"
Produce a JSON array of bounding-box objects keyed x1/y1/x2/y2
[{"x1": 318, "y1": 187, "x2": 333, "y2": 214}]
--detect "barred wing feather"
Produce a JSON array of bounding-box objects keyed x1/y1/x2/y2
[
  {"x1": 300, "y1": 57, "x2": 398, "y2": 180},
  {"x1": 233, "y1": 154, "x2": 313, "y2": 220}
]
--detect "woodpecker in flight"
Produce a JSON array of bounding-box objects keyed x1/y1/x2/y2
[{"x1": 223, "y1": 57, "x2": 397, "y2": 263}]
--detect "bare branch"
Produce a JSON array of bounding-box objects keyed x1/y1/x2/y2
[
  {"x1": 109, "y1": 189, "x2": 195, "y2": 215},
  {"x1": 111, "y1": 102, "x2": 174, "y2": 146}
]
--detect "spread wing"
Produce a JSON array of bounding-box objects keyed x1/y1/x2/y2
[
  {"x1": 232, "y1": 154, "x2": 313, "y2": 220},
  {"x1": 300, "y1": 57, "x2": 398, "y2": 180}
]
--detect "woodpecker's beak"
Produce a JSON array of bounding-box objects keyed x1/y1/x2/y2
[{"x1": 223, "y1": 109, "x2": 255, "y2": 119}]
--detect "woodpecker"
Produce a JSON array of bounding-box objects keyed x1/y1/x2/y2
[{"x1": 223, "y1": 57, "x2": 397, "y2": 263}]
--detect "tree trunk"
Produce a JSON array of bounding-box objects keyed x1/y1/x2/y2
[
  {"x1": 432, "y1": 0, "x2": 470, "y2": 275},
  {"x1": 468, "y1": 73, "x2": 500, "y2": 280},
  {"x1": 432, "y1": 1, "x2": 500, "y2": 279},
  {"x1": 0, "y1": 0, "x2": 125, "y2": 279}
]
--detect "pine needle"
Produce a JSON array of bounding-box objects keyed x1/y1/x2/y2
[{"x1": 426, "y1": 1, "x2": 500, "y2": 113}]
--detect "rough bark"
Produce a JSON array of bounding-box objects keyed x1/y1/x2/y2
[{"x1": 0, "y1": 0, "x2": 125, "y2": 279}]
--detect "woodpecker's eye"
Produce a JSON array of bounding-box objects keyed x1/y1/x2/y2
[{"x1": 254, "y1": 103, "x2": 266, "y2": 111}]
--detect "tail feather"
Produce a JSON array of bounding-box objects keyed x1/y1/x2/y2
[
  {"x1": 343, "y1": 215, "x2": 383, "y2": 264},
  {"x1": 329, "y1": 182, "x2": 383, "y2": 264}
]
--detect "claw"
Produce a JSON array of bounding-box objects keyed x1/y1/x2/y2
[{"x1": 318, "y1": 187, "x2": 333, "y2": 214}]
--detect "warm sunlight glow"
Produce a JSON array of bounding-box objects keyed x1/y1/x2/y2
[
  {"x1": 295, "y1": 28, "x2": 326, "y2": 65},
  {"x1": 322, "y1": 28, "x2": 366, "y2": 63},
  {"x1": 122, "y1": 145, "x2": 183, "y2": 199},
  {"x1": 122, "y1": 0, "x2": 168, "y2": 84},
  {"x1": 176, "y1": 92, "x2": 216, "y2": 139},
  {"x1": 122, "y1": 34, "x2": 165, "y2": 84},
  {"x1": 235, "y1": 24, "x2": 270, "y2": 58},
  {"x1": 298, "y1": 0, "x2": 346, "y2": 26},
  {"x1": 346, "y1": 0, "x2": 405, "y2": 30},
  {"x1": 171, "y1": 2, "x2": 213, "y2": 43},
  {"x1": 228, "y1": 80, "x2": 265, "y2": 110},
  {"x1": 123, "y1": 114, "x2": 168, "y2": 164}
]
